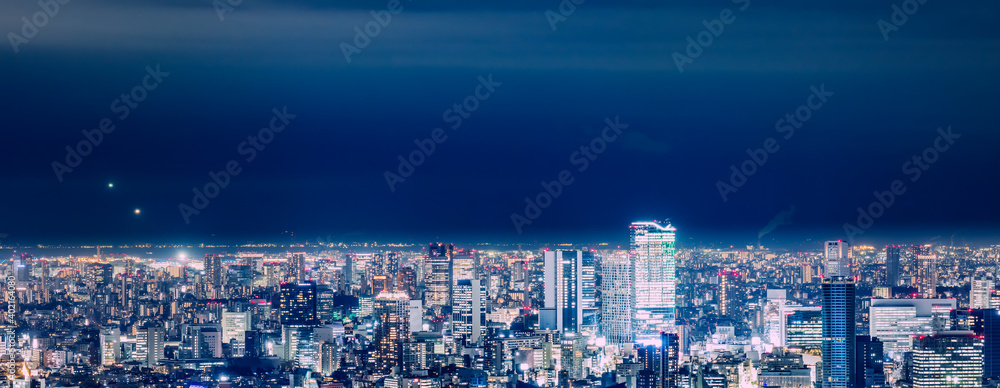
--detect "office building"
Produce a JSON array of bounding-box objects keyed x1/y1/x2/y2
[
  {"x1": 886, "y1": 245, "x2": 901, "y2": 287},
  {"x1": 972, "y1": 278, "x2": 994, "y2": 309},
  {"x1": 204, "y1": 254, "x2": 222, "y2": 296},
  {"x1": 870, "y1": 298, "x2": 956, "y2": 357},
  {"x1": 425, "y1": 243, "x2": 453, "y2": 308},
  {"x1": 279, "y1": 281, "x2": 318, "y2": 325},
  {"x1": 100, "y1": 326, "x2": 121, "y2": 366},
  {"x1": 918, "y1": 254, "x2": 938, "y2": 298},
  {"x1": 785, "y1": 308, "x2": 823, "y2": 350},
  {"x1": 136, "y1": 323, "x2": 165, "y2": 367},
  {"x1": 374, "y1": 291, "x2": 411, "y2": 367},
  {"x1": 911, "y1": 332, "x2": 984, "y2": 388},
  {"x1": 822, "y1": 240, "x2": 856, "y2": 388},
  {"x1": 542, "y1": 250, "x2": 589, "y2": 334},
  {"x1": 718, "y1": 270, "x2": 742, "y2": 319},
  {"x1": 601, "y1": 251, "x2": 635, "y2": 346},
  {"x1": 222, "y1": 310, "x2": 251, "y2": 343},
  {"x1": 855, "y1": 336, "x2": 885, "y2": 388},
  {"x1": 288, "y1": 253, "x2": 306, "y2": 283},
  {"x1": 630, "y1": 221, "x2": 678, "y2": 341},
  {"x1": 452, "y1": 279, "x2": 486, "y2": 346}
]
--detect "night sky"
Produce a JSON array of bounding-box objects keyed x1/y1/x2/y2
[{"x1": 2, "y1": 0, "x2": 999, "y2": 247}]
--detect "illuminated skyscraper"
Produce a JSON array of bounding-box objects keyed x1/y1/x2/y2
[
  {"x1": 452, "y1": 279, "x2": 486, "y2": 346},
  {"x1": 100, "y1": 326, "x2": 121, "y2": 366},
  {"x1": 719, "y1": 270, "x2": 743, "y2": 319},
  {"x1": 600, "y1": 251, "x2": 635, "y2": 346},
  {"x1": 911, "y1": 332, "x2": 983, "y2": 388},
  {"x1": 280, "y1": 282, "x2": 318, "y2": 325},
  {"x1": 542, "y1": 250, "x2": 594, "y2": 334},
  {"x1": 425, "y1": 243, "x2": 453, "y2": 308},
  {"x1": 204, "y1": 254, "x2": 222, "y2": 296},
  {"x1": 136, "y1": 323, "x2": 164, "y2": 367},
  {"x1": 823, "y1": 241, "x2": 856, "y2": 388},
  {"x1": 630, "y1": 221, "x2": 677, "y2": 340},
  {"x1": 918, "y1": 254, "x2": 938, "y2": 298},
  {"x1": 288, "y1": 253, "x2": 306, "y2": 282},
  {"x1": 374, "y1": 291, "x2": 411, "y2": 367}
]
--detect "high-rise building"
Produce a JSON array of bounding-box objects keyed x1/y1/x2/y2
[
  {"x1": 204, "y1": 254, "x2": 223, "y2": 296},
  {"x1": 542, "y1": 250, "x2": 589, "y2": 334},
  {"x1": 280, "y1": 282, "x2": 318, "y2": 325},
  {"x1": 374, "y1": 291, "x2": 411, "y2": 368},
  {"x1": 397, "y1": 266, "x2": 418, "y2": 299},
  {"x1": 718, "y1": 270, "x2": 743, "y2": 320},
  {"x1": 452, "y1": 279, "x2": 486, "y2": 346},
  {"x1": 785, "y1": 308, "x2": 823, "y2": 350},
  {"x1": 425, "y1": 243, "x2": 453, "y2": 308},
  {"x1": 100, "y1": 326, "x2": 121, "y2": 366},
  {"x1": 825, "y1": 240, "x2": 852, "y2": 278},
  {"x1": 222, "y1": 310, "x2": 251, "y2": 344},
  {"x1": 662, "y1": 332, "x2": 680, "y2": 388},
  {"x1": 630, "y1": 221, "x2": 678, "y2": 341},
  {"x1": 136, "y1": 323, "x2": 164, "y2": 367},
  {"x1": 918, "y1": 254, "x2": 938, "y2": 298},
  {"x1": 855, "y1": 336, "x2": 885, "y2": 388},
  {"x1": 282, "y1": 325, "x2": 316, "y2": 369},
  {"x1": 870, "y1": 298, "x2": 956, "y2": 357},
  {"x1": 911, "y1": 332, "x2": 984, "y2": 388},
  {"x1": 967, "y1": 309, "x2": 1000, "y2": 381},
  {"x1": 288, "y1": 253, "x2": 306, "y2": 283},
  {"x1": 972, "y1": 278, "x2": 994, "y2": 309},
  {"x1": 886, "y1": 246, "x2": 901, "y2": 287},
  {"x1": 822, "y1": 241, "x2": 856, "y2": 388},
  {"x1": 601, "y1": 251, "x2": 635, "y2": 346},
  {"x1": 802, "y1": 264, "x2": 813, "y2": 284},
  {"x1": 199, "y1": 327, "x2": 223, "y2": 358}
]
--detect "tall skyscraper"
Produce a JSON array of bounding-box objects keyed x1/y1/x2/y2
[
  {"x1": 600, "y1": 251, "x2": 635, "y2": 346},
  {"x1": 718, "y1": 270, "x2": 743, "y2": 319},
  {"x1": 822, "y1": 241, "x2": 856, "y2": 388},
  {"x1": 136, "y1": 323, "x2": 165, "y2": 367},
  {"x1": 968, "y1": 309, "x2": 1000, "y2": 381},
  {"x1": 825, "y1": 240, "x2": 852, "y2": 278},
  {"x1": 397, "y1": 266, "x2": 418, "y2": 299},
  {"x1": 452, "y1": 279, "x2": 486, "y2": 346},
  {"x1": 280, "y1": 282, "x2": 318, "y2": 325},
  {"x1": 918, "y1": 254, "x2": 938, "y2": 298},
  {"x1": 630, "y1": 221, "x2": 678, "y2": 341},
  {"x1": 855, "y1": 336, "x2": 885, "y2": 388},
  {"x1": 425, "y1": 243, "x2": 453, "y2": 308},
  {"x1": 222, "y1": 310, "x2": 251, "y2": 344},
  {"x1": 911, "y1": 332, "x2": 984, "y2": 388},
  {"x1": 662, "y1": 332, "x2": 680, "y2": 388},
  {"x1": 886, "y1": 245, "x2": 901, "y2": 287},
  {"x1": 288, "y1": 253, "x2": 306, "y2": 283},
  {"x1": 542, "y1": 250, "x2": 587, "y2": 334},
  {"x1": 374, "y1": 291, "x2": 411, "y2": 368},
  {"x1": 204, "y1": 254, "x2": 222, "y2": 296},
  {"x1": 972, "y1": 278, "x2": 994, "y2": 309}
]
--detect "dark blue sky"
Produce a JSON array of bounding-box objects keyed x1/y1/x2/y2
[{"x1": 1, "y1": 0, "x2": 998, "y2": 247}]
